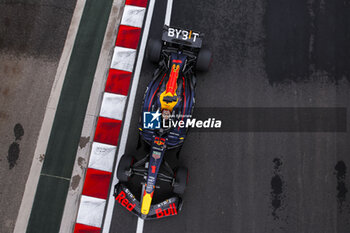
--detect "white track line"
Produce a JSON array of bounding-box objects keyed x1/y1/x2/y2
[
  {"x1": 136, "y1": 205, "x2": 144, "y2": 233},
  {"x1": 164, "y1": 0, "x2": 173, "y2": 26},
  {"x1": 135, "y1": 0, "x2": 173, "y2": 232},
  {"x1": 101, "y1": 0, "x2": 156, "y2": 232}
]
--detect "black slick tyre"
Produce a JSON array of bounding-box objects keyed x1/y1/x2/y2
[
  {"x1": 147, "y1": 39, "x2": 162, "y2": 64},
  {"x1": 196, "y1": 48, "x2": 212, "y2": 72},
  {"x1": 173, "y1": 167, "x2": 188, "y2": 195},
  {"x1": 117, "y1": 154, "x2": 133, "y2": 182}
]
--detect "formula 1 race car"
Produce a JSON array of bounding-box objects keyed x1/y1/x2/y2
[{"x1": 114, "y1": 26, "x2": 211, "y2": 220}]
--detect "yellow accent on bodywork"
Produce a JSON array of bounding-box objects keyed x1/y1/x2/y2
[
  {"x1": 160, "y1": 91, "x2": 178, "y2": 112},
  {"x1": 159, "y1": 64, "x2": 180, "y2": 112},
  {"x1": 141, "y1": 192, "x2": 153, "y2": 215}
]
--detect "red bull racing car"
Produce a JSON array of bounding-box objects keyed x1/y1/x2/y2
[{"x1": 114, "y1": 26, "x2": 211, "y2": 220}]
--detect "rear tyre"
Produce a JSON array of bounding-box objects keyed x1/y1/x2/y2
[
  {"x1": 173, "y1": 167, "x2": 188, "y2": 195},
  {"x1": 147, "y1": 39, "x2": 163, "y2": 63},
  {"x1": 196, "y1": 48, "x2": 212, "y2": 72},
  {"x1": 117, "y1": 154, "x2": 133, "y2": 182}
]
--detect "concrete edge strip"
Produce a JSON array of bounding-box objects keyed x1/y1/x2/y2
[
  {"x1": 72, "y1": 0, "x2": 150, "y2": 232},
  {"x1": 12, "y1": 1, "x2": 88, "y2": 233}
]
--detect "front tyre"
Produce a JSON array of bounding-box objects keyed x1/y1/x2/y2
[
  {"x1": 196, "y1": 48, "x2": 212, "y2": 72},
  {"x1": 117, "y1": 154, "x2": 133, "y2": 182},
  {"x1": 173, "y1": 167, "x2": 188, "y2": 195}
]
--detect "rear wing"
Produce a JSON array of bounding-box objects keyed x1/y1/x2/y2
[{"x1": 162, "y1": 25, "x2": 203, "y2": 49}]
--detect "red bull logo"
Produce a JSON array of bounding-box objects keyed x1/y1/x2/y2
[
  {"x1": 154, "y1": 137, "x2": 165, "y2": 146},
  {"x1": 115, "y1": 191, "x2": 136, "y2": 211},
  {"x1": 155, "y1": 203, "x2": 178, "y2": 218}
]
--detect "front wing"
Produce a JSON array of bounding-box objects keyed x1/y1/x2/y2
[{"x1": 114, "y1": 183, "x2": 182, "y2": 220}]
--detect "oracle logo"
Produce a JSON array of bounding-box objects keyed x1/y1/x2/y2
[
  {"x1": 115, "y1": 191, "x2": 136, "y2": 211},
  {"x1": 155, "y1": 203, "x2": 178, "y2": 218}
]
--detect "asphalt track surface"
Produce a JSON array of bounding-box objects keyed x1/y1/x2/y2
[{"x1": 110, "y1": 0, "x2": 350, "y2": 233}]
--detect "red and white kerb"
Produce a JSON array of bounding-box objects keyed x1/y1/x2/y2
[{"x1": 73, "y1": 0, "x2": 148, "y2": 232}]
